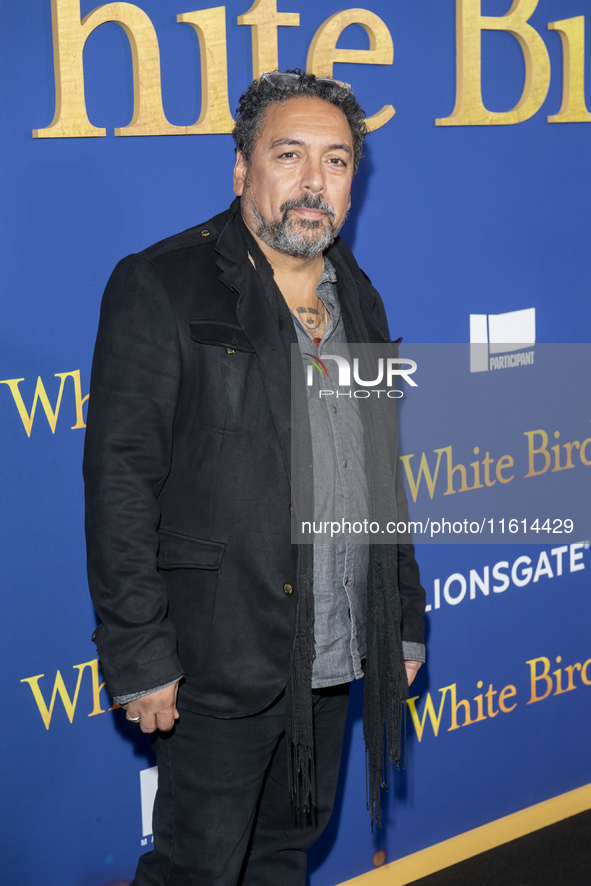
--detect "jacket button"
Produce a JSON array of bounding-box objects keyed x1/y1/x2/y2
[
  {"x1": 289, "y1": 503, "x2": 295, "y2": 517},
  {"x1": 200, "y1": 229, "x2": 211, "y2": 237},
  {"x1": 283, "y1": 582, "x2": 294, "y2": 596}
]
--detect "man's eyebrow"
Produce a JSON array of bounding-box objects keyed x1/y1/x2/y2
[
  {"x1": 268, "y1": 138, "x2": 352, "y2": 155},
  {"x1": 327, "y1": 143, "x2": 352, "y2": 155},
  {"x1": 269, "y1": 138, "x2": 305, "y2": 149}
]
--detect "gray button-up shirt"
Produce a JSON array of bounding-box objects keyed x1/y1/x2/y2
[
  {"x1": 292, "y1": 258, "x2": 370, "y2": 688},
  {"x1": 293, "y1": 258, "x2": 424, "y2": 689}
]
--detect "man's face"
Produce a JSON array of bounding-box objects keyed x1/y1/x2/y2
[{"x1": 234, "y1": 96, "x2": 354, "y2": 259}]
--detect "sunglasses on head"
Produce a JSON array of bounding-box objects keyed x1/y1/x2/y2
[{"x1": 257, "y1": 71, "x2": 351, "y2": 92}]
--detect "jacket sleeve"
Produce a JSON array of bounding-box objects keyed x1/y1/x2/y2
[
  {"x1": 83, "y1": 254, "x2": 183, "y2": 698},
  {"x1": 398, "y1": 542, "x2": 427, "y2": 647}
]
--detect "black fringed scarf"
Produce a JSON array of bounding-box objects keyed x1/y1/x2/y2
[{"x1": 238, "y1": 213, "x2": 407, "y2": 828}]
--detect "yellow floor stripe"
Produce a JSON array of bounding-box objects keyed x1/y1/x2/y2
[{"x1": 337, "y1": 782, "x2": 591, "y2": 886}]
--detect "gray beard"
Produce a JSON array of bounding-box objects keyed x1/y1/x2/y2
[{"x1": 246, "y1": 192, "x2": 339, "y2": 259}]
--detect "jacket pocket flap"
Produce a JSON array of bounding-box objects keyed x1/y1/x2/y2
[
  {"x1": 190, "y1": 320, "x2": 255, "y2": 353},
  {"x1": 158, "y1": 529, "x2": 225, "y2": 570}
]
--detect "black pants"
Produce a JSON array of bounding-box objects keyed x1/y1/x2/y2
[{"x1": 131, "y1": 684, "x2": 350, "y2": 886}]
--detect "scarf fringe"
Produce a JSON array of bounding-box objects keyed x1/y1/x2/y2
[{"x1": 286, "y1": 545, "x2": 317, "y2": 814}]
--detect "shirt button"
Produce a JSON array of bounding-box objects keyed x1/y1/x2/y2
[
  {"x1": 342, "y1": 459, "x2": 347, "y2": 467},
  {"x1": 283, "y1": 582, "x2": 294, "y2": 596},
  {"x1": 289, "y1": 503, "x2": 295, "y2": 517},
  {"x1": 332, "y1": 406, "x2": 337, "y2": 414},
  {"x1": 344, "y1": 576, "x2": 349, "y2": 585}
]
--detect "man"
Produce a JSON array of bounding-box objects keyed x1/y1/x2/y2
[{"x1": 84, "y1": 71, "x2": 425, "y2": 886}]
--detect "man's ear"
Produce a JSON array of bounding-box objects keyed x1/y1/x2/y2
[{"x1": 233, "y1": 151, "x2": 248, "y2": 196}]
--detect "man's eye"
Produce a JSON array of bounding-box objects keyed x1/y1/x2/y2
[
  {"x1": 279, "y1": 152, "x2": 297, "y2": 159},
  {"x1": 328, "y1": 157, "x2": 346, "y2": 166}
]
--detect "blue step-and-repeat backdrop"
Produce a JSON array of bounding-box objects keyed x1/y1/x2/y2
[{"x1": 1, "y1": 2, "x2": 590, "y2": 885}]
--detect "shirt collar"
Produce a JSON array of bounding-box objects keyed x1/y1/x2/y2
[{"x1": 319, "y1": 255, "x2": 337, "y2": 286}]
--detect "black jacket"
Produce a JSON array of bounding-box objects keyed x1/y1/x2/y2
[{"x1": 83, "y1": 199, "x2": 426, "y2": 716}]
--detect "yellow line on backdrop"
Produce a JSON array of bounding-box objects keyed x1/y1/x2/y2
[{"x1": 337, "y1": 782, "x2": 591, "y2": 886}]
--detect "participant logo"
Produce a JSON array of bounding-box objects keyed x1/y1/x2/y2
[{"x1": 469, "y1": 308, "x2": 536, "y2": 373}]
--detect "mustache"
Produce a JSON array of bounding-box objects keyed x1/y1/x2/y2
[{"x1": 280, "y1": 194, "x2": 336, "y2": 221}]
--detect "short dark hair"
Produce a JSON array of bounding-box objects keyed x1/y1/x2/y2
[{"x1": 233, "y1": 70, "x2": 368, "y2": 175}]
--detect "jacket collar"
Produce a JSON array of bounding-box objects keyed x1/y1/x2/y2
[{"x1": 215, "y1": 198, "x2": 293, "y2": 482}]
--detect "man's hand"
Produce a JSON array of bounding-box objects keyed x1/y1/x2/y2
[
  {"x1": 124, "y1": 682, "x2": 180, "y2": 734},
  {"x1": 405, "y1": 660, "x2": 422, "y2": 688}
]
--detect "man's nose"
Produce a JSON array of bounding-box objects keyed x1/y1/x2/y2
[{"x1": 300, "y1": 156, "x2": 326, "y2": 193}]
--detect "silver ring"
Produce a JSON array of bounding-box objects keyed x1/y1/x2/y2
[{"x1": 126, "y1": 713, "x2": 141, "y2": 722}]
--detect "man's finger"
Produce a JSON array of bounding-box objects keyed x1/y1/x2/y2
[
  {"x1": 405, "y1": 660, "x2": 422, "y2": 688},
  {"x1": 125, "y1": 703, "x2": 142, "y2": 723},
  {"x1": 139, "y1": 713, "x2": 158, "y2": 734},
  {"x1": 155, "y1": 709, "x2": 176, "y2": 732}
]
